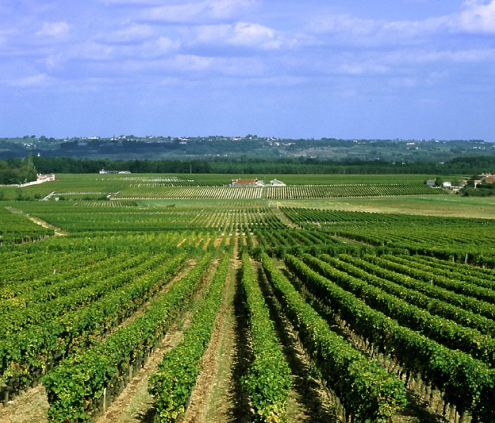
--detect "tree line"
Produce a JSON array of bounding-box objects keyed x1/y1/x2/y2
[
  {"x1": 0, "y1": 156, "x2": 37, "y2": 185},
  {"x1": 27, "y1": 155, "x2": 495, "y2": 176}
]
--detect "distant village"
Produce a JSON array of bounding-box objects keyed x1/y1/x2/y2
[{"x1": 427, "y1": 173, "x2": 495, "y2": 192}]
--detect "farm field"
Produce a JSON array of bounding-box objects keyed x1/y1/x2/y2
[
  {"x1": 276, "y1": 195, "x2": 495, "y2": 219},
  {"x1": 0, "y1": 173, "x2": 455, "y2": 201},
  {"x1": 2, "y1": 173, "x2": 495, "y2": 422}
]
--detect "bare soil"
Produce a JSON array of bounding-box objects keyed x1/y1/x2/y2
[
  {"x1": 202, "y1": 241, "x2": 252, "y2": 423},
  {"x1": 0, "y1": 384, "x2": 49, "y2": 423},
  {"x1": 182, "y1": 252, "x2": 237, "y2": 423}
]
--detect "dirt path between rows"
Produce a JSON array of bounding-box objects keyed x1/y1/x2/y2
[
  {"x1": 182, "y1": 251, "x2": 238, "y2": 423},
  {"x1": 5, "y1": 206, "x2": 68, "y2": 236},
  {"x1": 187, "y1": 239, "x2": 252, "y2": 423}
]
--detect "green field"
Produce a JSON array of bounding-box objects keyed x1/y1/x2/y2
[
  {"x1": 2, "y1": 173, "x2": 495, "y2": 423},
  {"x1": 275, "y1": 195, "x2": 495, "y2": 219}
]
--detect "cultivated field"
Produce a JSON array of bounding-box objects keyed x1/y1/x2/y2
[{"x1": 1, "y1": 173, "x2": 495, "y2": 422}]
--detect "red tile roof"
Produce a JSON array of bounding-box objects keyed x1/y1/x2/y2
[{"x1": 234, "y1": 179, "x2": 257, "y2": 185}]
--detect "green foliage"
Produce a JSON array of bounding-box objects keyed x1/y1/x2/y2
[
  {"x1": 284, "y1": 254, "x2": 495, "y2": 420},
  {"x1": 149, "y1": 253, "x2": 230, "y2": 422},
  {"x1": 43, "y1": 254, "x2": 211, "y2": 421},
  {"x1": 301, "y1": 253, "x2": 495, "y2": 366},
  {"x1": 0, "y1": 156, "x2": 37, "y2": 185},
  {"x1": 262, "y1": 253, "x2": 407, "y2": 422},
  {"x1": 0, "y1": 206, "x2": 53, "y2": 244},
  {"x1": 240, "y1": 253, "x2": 291, "y2": 422},
  {"x1": 1, "y1": 250, "x2": 187, "y2": 393}
]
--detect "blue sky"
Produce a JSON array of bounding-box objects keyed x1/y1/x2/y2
[{"x1": 1, "y1": 0, "x2": 494, "y2": 140}]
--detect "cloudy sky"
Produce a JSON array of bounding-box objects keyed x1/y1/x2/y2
[{"x1": 1, "y1": 0, "x2": 494, "y2": 140}]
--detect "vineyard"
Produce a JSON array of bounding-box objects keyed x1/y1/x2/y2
[
  {"x1": 113, "y1": 184, "x2": 442, "y2": 200},
  {"x1": 2, "y1": 175, "x2": 495, "y2": 422}
]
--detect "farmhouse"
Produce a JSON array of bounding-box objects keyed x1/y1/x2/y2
[
  {"x1": 37, "y1": 173, "x2": 55, "y2": 182},
  {"x1": 270, "y1": 179, "x2": 286, "y2": 186},
  {"x1": 231, "y1": 178, "x2": 263, "y2": 187}
]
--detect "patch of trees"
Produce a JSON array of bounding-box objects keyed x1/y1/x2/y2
[
  {"x1": 462, "y1": 174, "x2": 495, "y2": 197},
  {"x1": 0, "y1": 156, "x2": 37, "y2": 184}
]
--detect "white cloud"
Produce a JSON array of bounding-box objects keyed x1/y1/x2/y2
[
  {"x1": 141, "y1": 3, "x2": 206, "y2": 23},
  {"x1": 310, "y1": 14, "x2": 377, "y2": 37},
  {"x1": 140, "y1": 37, "x2": 180, "y2": 57},
  {"x1": 140, "y1": 0, "x2": 257, "y2": 23},
  {"x1": 308, "y1": 2, "x2": 495, "y2": 46},
  {"x1": 458, "y1": 0, "x2": 495, "y2": 32},
  {"x1": 36, "y1": 22, "x2": 70, "y2": 38},
  {"x1": 194, "y1": 22, "x2": 283, "y2": 49},
  {"x1": 100, "y1": 24, "x2": 155, "y2": 44},
  {"x1": 100, "y1": 0, "x2": 165, "y2": 4},
  {"x1": 171, "y1": 54, "x2": 214, "y2": 72},
  {"x1": 153, "y1": 54, "x2": 266, "y2": 78},
  {"x1": 230, "y1": 22, "x2": 281, "y2": 49},
  {"x1": 207, "y1": 0, "x2": 257, "y2": 20},
  {"x1": 8, "y1": 73, "x2": 51, "y2": 88},
  {"x1": 335, "y1": 61, "x2": 389, "y2": 76}
]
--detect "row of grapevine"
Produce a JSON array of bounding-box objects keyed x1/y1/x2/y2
[
  {"x1": 149, "y1": 252, "x2": 231, "y2": 421},
  {"x1": 337, "y1": 254, "x2": 495, "y2": 322},
  {"x1": 365, "y1": 254, "x2": 495, "y2": 304},
  {"x1": 0, "y1": 252, "x2": 188, "y2": 398},
  {"x1": 43, "y1": 253, "x2": 212, "y2": 421},
  {"x1": 284, "y1": 254, "x2": 495, "y2": 420},
  {"x1": 323, "y1": 253, "x2": 495, "y2": 336},
  {"x1": 410, "y1": 254, "x2": 495, "y2": 278},
  {"x1": 73, "y1": 200, "x2": 138, "y2": 207},
  {"x1": 0, "y1": 249, "x2": 98, "y2": 289},
  {"x1": 0, "y1": 206, "x2": 54, "y2": 244},
  {"x1": 281, "y1": 207, "x2": 495, "y2": 266},
  {"x1": 261, "y1": 253, "x2": 407, "y2": 422},
  {"x1": 239, "y1": 253, "x2": 291, "y2": 421},
  {"x1": 113, "y1": 184, "x2": 442, "y2": 200},
  {"x1": 383, "y1": 254, "x2": 495, "y2": 289},
  {"x1": 0, "y1": 252, "x2": 154, "y2": 334},
  {"x1": 301, "y1": 254, "x2": 495, "y2": 366}
]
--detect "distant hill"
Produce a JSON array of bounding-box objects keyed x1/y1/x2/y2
[{"x1": 1, "y1": 135, "x2": 493, "y2": 163}]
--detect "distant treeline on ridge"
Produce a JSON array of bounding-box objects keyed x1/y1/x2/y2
[{"x1": 28, "y1": 155, "x2": 495, "y2": 176}]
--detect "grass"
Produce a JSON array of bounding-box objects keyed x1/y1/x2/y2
[{"x1": 273, "y1": 195, "x2": 495, "y2": 219}]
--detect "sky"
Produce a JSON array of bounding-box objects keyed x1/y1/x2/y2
[{"x1": 1, "y1": 0, "x2": 494, "y2": 141}]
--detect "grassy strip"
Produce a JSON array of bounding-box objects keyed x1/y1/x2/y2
[
  {"x1": 240, "y1": 253, "x2": 291, "y2": 422},
  {"x1": 261, "y1": 253, "x2": 406, "y2": 422},
  {"x1": 42, "y1": 253, "x2": 211, "y2": 421}
]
